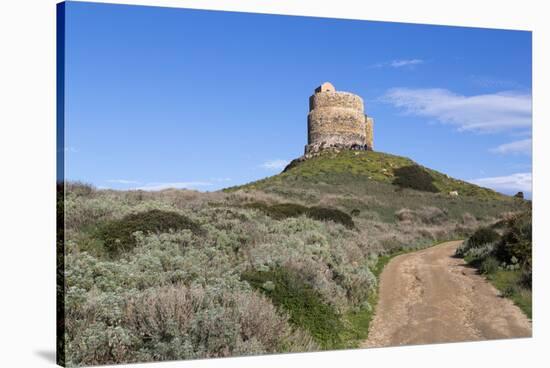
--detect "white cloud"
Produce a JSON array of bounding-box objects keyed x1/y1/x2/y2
[
  {"x1": 369, "y1": 59, "x2": 424, "y2": 69},
  {"x1": 469, "y1": 172, "x2": 532, "y2": 193},
  {"x1": 260, "y1": 159, "x2": 289, "y2": 170},
  {"x1": 383, "y1": 88, "x2": 532, "y2": 133},
  {"x1": 490, "y1": 138, "x2": 532, "y2": 155},
  {"x1": 107, "y1": 179, "x2": 141, "y2": 184},
  {"x1": 390, "y1": 59, "x2": 424, "y2": 68},
  {"x1": 132, "y1": 181, "x2": 213, "y2": 191}
]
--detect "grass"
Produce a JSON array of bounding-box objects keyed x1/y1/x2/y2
[
  {"x1": 225, "y1": 150, "x2": 522, "y2": 225},
  {"x1": 336, "y1": 302, "x2": 374, "y2": 348},
  {"x1": 241, "y1": 267, "x2": 343, "y2": 349},
  {"x1": 228, "y1": 150, "x2": 509, "y2": 201},
  {"x1": 486, "y1": 270, "x2": 532, "y2": 319}
]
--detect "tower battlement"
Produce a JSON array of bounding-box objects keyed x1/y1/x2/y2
[{"x1": 305, "y1": 82, "x2": 374, "y2": 154}]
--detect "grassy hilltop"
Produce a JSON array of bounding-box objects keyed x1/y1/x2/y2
[
  {"x1": 227, "y1": 150, "x2": 516, "y2": 223},
  {"x1": 60, "y1": 150, "x2": 527, "y2": 366},
  {"x1": 231, "y1": 150, "x2": 505, "y2": 199}
]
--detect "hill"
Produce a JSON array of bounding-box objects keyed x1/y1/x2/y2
[
  {"x1": 226, "y1": 150, "x2": 518, "y2": 223},
  {"x1": 231, "y1": 150, "x2": 505, "y2": 199}
]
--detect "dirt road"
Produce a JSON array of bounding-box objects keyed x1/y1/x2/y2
[{"x1": 363, "y1": 240, "x2": 531, "y2": 348}]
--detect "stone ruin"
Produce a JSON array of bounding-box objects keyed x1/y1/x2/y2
[{"x1": 305, "y1": 82, "x2": 374, "y2": 155}]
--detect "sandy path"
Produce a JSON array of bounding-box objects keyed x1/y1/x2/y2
[{"x1": 362, "y1": 240, "x2": 531, "y2": 348}]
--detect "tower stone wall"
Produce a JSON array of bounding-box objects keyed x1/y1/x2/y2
[
  {"x1": 305, "y1": 82, "x2": 374, "y2": 154},
  {"x1": 365, "y1": 116, "x2": 374, "y2": 150}
]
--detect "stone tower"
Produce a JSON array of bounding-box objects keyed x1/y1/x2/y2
[{"x1": 305, "y1": 82, "x2": 374, "y2": 154}]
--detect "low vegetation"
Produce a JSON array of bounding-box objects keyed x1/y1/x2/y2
[
  {"x1": 455, "y1": 227, "x2": 500, "y2": 258},
  {"x1": 242, "y1": 267, "x2": 343, "y2": 348},
  {"x1": 392, "y1": 165, "x2": 439, "y2": 193},
  {"x1": 61, "y1": 150, "x2": 528, "y2": 366},
  {"x1": 455, "y1": 209, "x2": 532, "y2": 318},
  {"x1": 243, "y1": 202, "x2": 355, "y2": 229},
  {"x1": 97, "y1": 209, "x2": 201, "y2": 254}
]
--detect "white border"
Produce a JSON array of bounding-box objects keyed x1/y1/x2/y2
[{"x1": 0, "y1": 1, "x2": 548, "y2": 367}]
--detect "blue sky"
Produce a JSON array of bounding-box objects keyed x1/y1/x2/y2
[{"x1": 63, "y1": 1, "x2": 532, "y2": 196}]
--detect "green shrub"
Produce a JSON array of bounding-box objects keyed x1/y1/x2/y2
[
  {"x1": 468, "y1": 227, "x2": 500, "y2": 248},
  {"x1": 479, "y1": 256, "x2": 499, "y2": 275},
  {"x1": 392, "y1": 165, "x2": 439, "y2": 193},
  {"x1": 243, "y1": 202, "x2": 307, "y2": 219},
  {"x1": 268, "y1": 203, "x2": 309, "y2": 219},
  {"x1": 97, "y1": 209, "x2": 201, "y2": 254},
  {"x1": 520, "y1": 263, "x2": 532, "y2": 289},
  {"x1": 244, "y1": 202, "x2": 354, "y2": 229},
  {"x1": 502, "y1": 283, "x2": 521, "y2": 298},
  {"x1": 241, "y1": 267, "x2": 343, "y2": 349},
  {"x1": 495, "y1": 211, "x2": 532, "y2": 266},
  {"x1": 455, "y1": 227, "x2": 500, "y2": 257},
  {"x1": 455, "y1": 210, "x2": 532, "y2": 317},
  {"x1": 462, "y1": 243, "x2": 496, "y2": 265},
  {"x1": 307, "y1": 206, "x2": 355, "y2": 229}
]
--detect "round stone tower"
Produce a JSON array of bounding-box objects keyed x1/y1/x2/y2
[{"x1": 305, "y1": 82, "x2": 373, "y2": 154}]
